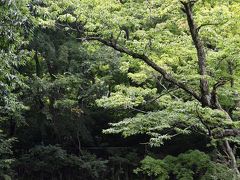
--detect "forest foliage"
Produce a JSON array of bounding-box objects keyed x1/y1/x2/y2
[{"x1": 1, "y1": 0, "x2": 240, "y2": 179}]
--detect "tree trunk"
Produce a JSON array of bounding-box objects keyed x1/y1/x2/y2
[
  {"x1": 224, "y1": 140, "x2": 240, "y2": 175},
  {"x1": 181, "y1": 1, "x2": 239, "y2": 175},
  {"x1": 181, "y1": 1, "x2": 211, "y2": 107}
]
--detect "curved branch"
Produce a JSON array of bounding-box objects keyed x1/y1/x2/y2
[
  {"x1": 78, "y1": 36, "x2": 201, "y2": 102},
  {"x1": 210, "y1": 79, "x2": 228, "y2": 109},
  {"x1": 197, "y1": 22, "x2": 227, "y2": 32}
]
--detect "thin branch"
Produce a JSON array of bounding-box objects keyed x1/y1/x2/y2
[
  {"x1": 210, "y1": 79, "x2": 229, "y2": 109},
  {"x1": 115, "y1": 30, "x2": 122, "y2": 43},
  {"x1": 170, "y1": 125, "x2": 195, "y2": 138},
  {"x1": 156, "y1": 75, "x2": 179, "y2": 100},
  {"x1": 195, "y1": 104, "x2": 212, "y2": 136},
  {"x1": 197, "y1": 21, "x2": 228, "y2": 32},
  {"x1": 145, "y1": 88, "x2": 177, "y2": 104},
  {"x1": 129, "y1": 107, "x2": 148, "y2": 114},
  {"x1": 212, "y1": 79, "x2": 229, "y2": 91}
]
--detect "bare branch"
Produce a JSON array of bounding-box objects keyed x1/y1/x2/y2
[
  {"x1": 197, "y1": 21, "x2": 228, "y2": 32},
  {"x1": 129, "y1": 107, "x2": 148, "y2": 114}
]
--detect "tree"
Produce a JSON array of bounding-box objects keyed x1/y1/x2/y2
[
  {"x1": 37, "y1": 0, "x2": 240, "y2": 177},
  {"x1": 1, "y1": 0, "x2": 240, "y2": 179}
]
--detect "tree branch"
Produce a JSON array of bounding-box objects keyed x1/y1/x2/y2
[
  {"x1": 212, "y1": 128, "x2": 240, "y2": 138},
  {"x1": 181, "y1": 0, "x2": 210, "y2": 107},
  {"x1": 78, "y1": 36, "x2": 201, "y2": 102},
  {"x1": 210, "y1": 79, "x2": 228, "y2": 109},
  {"x1": 197, "y1": 22, "x2": 227, "y2": 32}
]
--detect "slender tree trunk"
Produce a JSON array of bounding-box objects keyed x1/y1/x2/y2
[
  {"x1": 34, "y1": 50, "x2": 41, "y2": 77},
  {"x1": 76, "y1": 131, "x2": 83, "y2": 155},
  {"x1": 181, "y1": 1, "x2": 239, "y2": 175},
  {"x1": 181, "y1": 1, "x2": 211, "y2": 107},
  {"x1": 34, "y1": 50, "x2": 45, "y2": 144}
]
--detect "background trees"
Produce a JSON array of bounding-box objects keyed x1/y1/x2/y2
[{"x1": 1, "y1": 0, "x2": 240, "y2": 179}]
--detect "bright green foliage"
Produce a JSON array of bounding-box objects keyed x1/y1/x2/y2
[
  {"x1": 36, "y1": 0, "x2": 240, "y2": 88},
  {"x1": 0, "y1": 0, "x2": 30, "y2": 122},
  {"x1": 97, "y1": 85, "x2": 157, "y2": 109},
  {"x1": 103, "y1": 98, "x2": 201, "y2": 146},
  {"x1": 33, "y1": 0, "x2": 240, "y2": 94},
  {"x1": 135, "y1": 150, "x2": 235, "y2": 180},
  {"x1": 103, "y1": 96, "x2": 239, "y2": 146},
  {"x1": 33, "y1": 0, "x2": 240, "y2": 177},
  {"x1": 1, "y1": 0, "x2": 240, "y2": 179}
]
